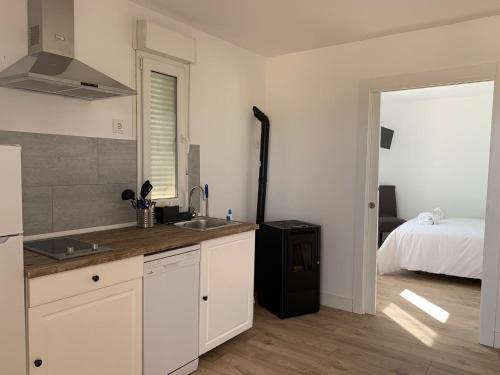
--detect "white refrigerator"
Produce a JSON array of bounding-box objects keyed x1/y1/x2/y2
[{"x1": 0, "y1": 145, "x2": 26, "y2": 375}]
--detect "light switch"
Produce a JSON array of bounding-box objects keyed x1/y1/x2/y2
[{"x1": 112, "y1": 119, "x2": 124, "y2": 134}]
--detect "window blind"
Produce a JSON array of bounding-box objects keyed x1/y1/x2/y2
[{"x1": 150, "y1": 71, "x2": 177, "y2": 199}]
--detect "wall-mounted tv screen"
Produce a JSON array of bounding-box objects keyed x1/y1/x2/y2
[{"x1": 380, "y1": 126, "x2": 394, "y2": 149}]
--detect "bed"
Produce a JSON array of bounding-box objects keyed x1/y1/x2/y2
[{"x1": 377, "y1": 218, "x2": 485, "y2": 279}]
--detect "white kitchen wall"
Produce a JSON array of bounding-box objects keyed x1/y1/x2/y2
[
  {"x1": 3, "y1": 0, "x2": 500, "y2": 317},
  {"x1": 379, "y1": 82, "x2": 494, "y2": 220},
  {"x1": 0, "y1": 0, "x2": 265, "y2": 222},
  {"x1": 265, "y1": 15, "x2": 500, "y2": 311}
]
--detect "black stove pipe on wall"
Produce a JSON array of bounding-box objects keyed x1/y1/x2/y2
[{"x1": 253, "y1": 106, "x2": 270, "y2": 224}]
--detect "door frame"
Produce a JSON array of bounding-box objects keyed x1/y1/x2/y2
[{"x1": 352, "y1": 62, "x2": 500, "y2": 347}]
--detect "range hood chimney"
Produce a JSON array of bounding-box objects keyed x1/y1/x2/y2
[{"x1": 0, "y1": 0, "x2": 136, "y2": 100}]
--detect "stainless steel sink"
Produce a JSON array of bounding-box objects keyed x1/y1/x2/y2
[{"x1": 174, "y1": 217, "x2": 240, "y2": 231}]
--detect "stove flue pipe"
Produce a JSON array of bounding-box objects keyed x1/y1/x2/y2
[{"x1": 253, "y1": 106, "x2": 270, "y2": 224}]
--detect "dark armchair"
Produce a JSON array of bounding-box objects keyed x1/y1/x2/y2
[{"x1": 378, "y1": 185, "x2": 405, "y2": 246}]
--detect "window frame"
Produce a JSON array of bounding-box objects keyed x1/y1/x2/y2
[{"x1": 136, "y1": 51, "x2": 190, "y2": 208}]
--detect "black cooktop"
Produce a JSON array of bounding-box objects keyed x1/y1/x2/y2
[{"x1": 24, "y1": 237, "x2": 111, "y2": 260}]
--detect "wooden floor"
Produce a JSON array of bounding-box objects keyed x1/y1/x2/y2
[{"x1": 196, "y1": 271, "x2": 500, "y2": 374}]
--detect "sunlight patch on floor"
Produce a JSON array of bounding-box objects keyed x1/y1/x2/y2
[
  {"x1": 400, "y1": 289, "x2": 450, "y2": 323},
  {"x1": 382, "y1": 302, "x2": 437, "y2": 347}
]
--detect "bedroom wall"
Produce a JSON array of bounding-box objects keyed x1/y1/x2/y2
[
  {"x1": 379, "y1": 82, "x2": 494, "y2": 220},
  {"x1": 265, "y1": 15, "x2": 500, "y2": 312},
  {"x1": 0, "y1": 0, "x2": 265, "y2": 224}
]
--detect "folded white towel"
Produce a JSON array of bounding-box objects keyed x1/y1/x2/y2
[
  {"x1": 418, "y1": 212, "x2": 434, "y2": 225},
  {"x1": 432, "y1": 207, "x2": 444, "y2": 225}
]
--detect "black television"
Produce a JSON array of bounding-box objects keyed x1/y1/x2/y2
[{"x1": 380, "y1": 126, "x2": 394, "y2": 149}]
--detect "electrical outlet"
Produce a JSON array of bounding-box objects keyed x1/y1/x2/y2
[{"x1": 112, "y1": 119, "x2": 124, "y2": 134}]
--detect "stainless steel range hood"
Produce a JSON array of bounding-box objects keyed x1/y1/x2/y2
[{"x1": 0, "y1": 0, "x2": 136, "y2": 100}]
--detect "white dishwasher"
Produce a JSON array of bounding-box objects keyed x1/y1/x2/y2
[{"x1": 143, "y1": 245, "x2": 200, "y2": 375}]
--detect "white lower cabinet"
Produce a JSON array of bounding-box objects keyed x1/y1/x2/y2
[
  {"x1": 27, "y1": 258, "x2": 143, "y2": 375},
  {"x1": 199, "y1": 231, "x2": 255, "y2": 354},
  {"x1": 25, "y1": 230, "x2": 256, "y2": 373}
]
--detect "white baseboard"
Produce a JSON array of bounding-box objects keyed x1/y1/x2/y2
[
  {"x1": 321, "y1": 292, "x2": 353, "y2": 312},
  {"x1": 495, "y1": 332, "x2": 500, "y2": 349}
]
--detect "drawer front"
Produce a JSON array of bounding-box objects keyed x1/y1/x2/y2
[{"x1": 28, "y1": 256, "x2": 143, "y2": 307}]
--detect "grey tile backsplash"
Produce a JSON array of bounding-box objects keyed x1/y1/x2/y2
[
  {"x1": 0, "y1": 131, "x2": 201, "y2": 236},
  {"x1": 23, "y1": 186, "x2": 53, "y2": 234},
  {"x1": 0, "y1": 131, "x2": 136, "y2": 236},
  {"x1": 98, "y1": 139, "x2": 137, "y2": 184},
  {"x1": 52, "y1": 184, "x2": 135, "y2": 232}
]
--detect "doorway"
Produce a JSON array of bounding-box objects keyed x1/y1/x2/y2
[
  {"x1": 353, "y1": 63, "x2": 500, "y2": 347},
  {"x1": 376, "y1": 82, "x2": 493, "y2": 348}
]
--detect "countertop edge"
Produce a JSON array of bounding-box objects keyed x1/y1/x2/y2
[{"x1": 24, "y1": 222, "x2": 258, "y2": 279}]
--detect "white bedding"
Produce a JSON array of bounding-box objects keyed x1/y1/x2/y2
[{"x1": 377, "y1": 218, "x2": 485, "y2": 279}]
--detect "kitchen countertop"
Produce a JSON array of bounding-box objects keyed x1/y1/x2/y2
[{"x1": 24, "y1": 221, "x2": 258, "y2": 278}]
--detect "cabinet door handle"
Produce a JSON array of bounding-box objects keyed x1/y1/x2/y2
[
  {"x1": 34, "y1": 359, "x2": 43, "y2": 367},
  {"x1": 92, "y1": 275, "x2": 100, "y2": 282},
  {"x1": 202, "y1": 296, "x2": 208, "y2": 301}
]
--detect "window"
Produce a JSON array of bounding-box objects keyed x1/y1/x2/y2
[
  {"x1": 150, "y1": 71, "x2": 177, "y2": 198},
  {"x1": 137, "y1": 52, "x2": 189, "y2": 207}
]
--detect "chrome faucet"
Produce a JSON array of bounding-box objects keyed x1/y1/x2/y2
[{"x1": 188, "y1": 185, "x2": 205, "y2": 217}]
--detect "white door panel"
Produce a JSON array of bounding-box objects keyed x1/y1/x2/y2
[
  {"x1": 199, "y1": 232, "x2": 255, "y2": 354},
  {"x1": 28, "y1": 279, "x2": 142, "y2": 375}
]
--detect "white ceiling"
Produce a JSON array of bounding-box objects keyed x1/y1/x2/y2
[
  {"x1": 131, "y1": 0, "x2": 500, "y2": 56},
  {"x1": 383, "y1": 81, "x2": 495, "y2": 101}
]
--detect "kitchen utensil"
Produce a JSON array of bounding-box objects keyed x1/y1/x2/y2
[
  {"x1": 121, "y1": 189, "x2": 135, "y2": 201},
  {"x1": 140, "y1": 180, "x2": 153, "y2": 199},
  {"x1": 139, "y1": 198, "x2": 150, "y2": 209}
]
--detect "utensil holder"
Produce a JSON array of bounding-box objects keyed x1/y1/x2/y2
[{"x1": 137, "y1": 208, "x2": 155, "y2": 228}]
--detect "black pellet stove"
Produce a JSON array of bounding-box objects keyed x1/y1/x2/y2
[{"x1": 256, "y1": 220, "x2": 320, "y2": 319}]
